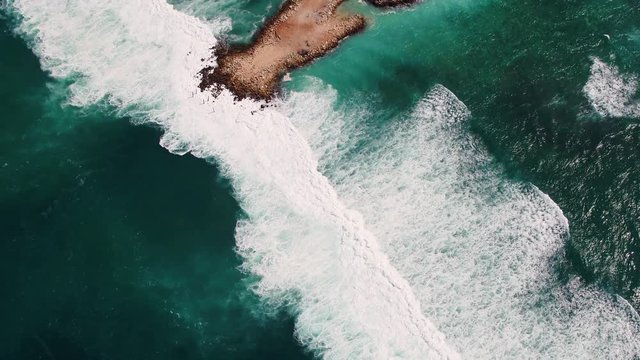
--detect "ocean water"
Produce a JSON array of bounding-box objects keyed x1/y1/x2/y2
[
  {"x1": 0, "y1": 11, "x2": 311, "y2": 360},
  {"x1": 1, "y1": 0, "x2": 639, "y2": 359}
]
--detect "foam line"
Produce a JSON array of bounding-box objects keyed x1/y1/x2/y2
[
  {"x1": 286, "y1": 82, "x2": 640, "y2": 358},
  {"x1": 10, "y1": 0, "x2": 460, "y2": 358}
]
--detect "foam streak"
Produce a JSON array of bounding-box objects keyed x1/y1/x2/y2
[{"x1": 11, "y1": 0, "x2": 459, "y2": 358}]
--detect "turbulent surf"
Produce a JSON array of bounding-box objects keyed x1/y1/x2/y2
[
  {"x1": 9, "y1": 0, "x2": 459, "y2": 358},
  {"x1": 287, "y1": 82, "x2": 640, "y2": 358},
  {"x1": 7, "y1": 0, "x2": 640, "y2": 358}
]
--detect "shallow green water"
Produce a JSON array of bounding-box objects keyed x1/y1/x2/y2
[{"x1": 2, "y1": 0, "x2": 640, "y2": 358}]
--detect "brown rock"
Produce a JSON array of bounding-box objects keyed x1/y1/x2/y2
[{"x1": 199, "y1": 0, "x2": 418, "y2": 100}]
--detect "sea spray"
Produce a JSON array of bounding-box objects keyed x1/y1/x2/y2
[
  {"x1": 9, "y1": 0, "x2": 640, "y2": 357},
  {"x1": 285, "y1": 82, "x2": 640, "y2": 358},
  {"x1": 9, "y1": 0, "x2": 460, "y2": 358}
]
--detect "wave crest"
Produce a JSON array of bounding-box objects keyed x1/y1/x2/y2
[{"x1": 10, "y1": 1, "x2": 460, "y2": 358}]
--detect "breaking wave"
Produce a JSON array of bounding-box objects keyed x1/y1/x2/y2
[
  {"x1": 286, "y1": 81, "x2": 640, "y2": 358},
  {"x1": 9, "y1": 0, "x2": 458, "y2": 358},
  {"x1": 8, "y1": 0, "x2": 640, "y2": 358}
]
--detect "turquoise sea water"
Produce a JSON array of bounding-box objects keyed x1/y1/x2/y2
[
  {"x1": 0, "y1": 14, "x2": 311, "y2": 360},
  {"x1": 1, "y1": 0, "x2": 640, "y2": 358}
]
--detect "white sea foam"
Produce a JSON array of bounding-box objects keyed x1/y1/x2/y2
[
  {"x1": 10, "y1": 0, "x2": 460, "y2": 358},
  {"x1": 10, "y1": 0, "x2": 640, "y2": 357},
  {"x1": 584, "y1": 56, "x2": 640, "y2": 118},
  {"x1": 286, "y1": 82, "x2": 640, "y2": 358}
]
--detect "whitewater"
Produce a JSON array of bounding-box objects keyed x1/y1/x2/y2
[
  {"x1": 8, "y1": 0, "x2": 640, "y2": 358},
  {"x1": 584, "y1": 57, "x2": 640, "y2": 118}
]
